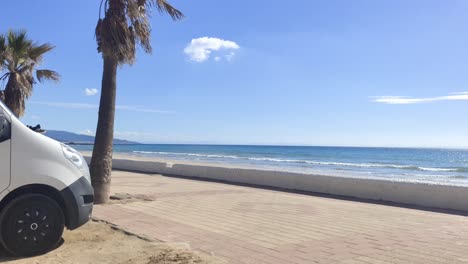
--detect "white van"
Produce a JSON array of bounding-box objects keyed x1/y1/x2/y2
[{"x1": 0, "y1": 101, "x2": 93, "y2": 256}]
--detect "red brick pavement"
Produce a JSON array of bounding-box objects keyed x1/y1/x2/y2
[{"x1": 93, "y1": 171, "x2": 468, "y2": 264}]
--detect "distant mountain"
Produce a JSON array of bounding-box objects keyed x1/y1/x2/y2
[{"x1": 44, "y1": 130, "x2": 140, "y2": 145}]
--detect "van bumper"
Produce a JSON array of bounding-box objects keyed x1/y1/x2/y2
[{"x1": 60, "y1": 177, "x2": 94, "y2": 230}]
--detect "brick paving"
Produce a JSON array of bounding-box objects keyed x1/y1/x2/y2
[{"x1": 93, "y1": 171, "x2": 468, "y2": 264}]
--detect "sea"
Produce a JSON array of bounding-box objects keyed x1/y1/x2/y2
[{"x1": 74, "y1": 144, "x2": 468, "y2": 186}]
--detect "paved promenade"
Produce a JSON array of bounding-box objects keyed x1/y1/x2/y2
[{"x1": 93, "y1": 171, "x2": 468, "y2": 264}]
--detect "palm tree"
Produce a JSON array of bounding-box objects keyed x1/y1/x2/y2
[
  {"x1": 0, "y1": 30, "x2": 59, "y2": 117},
  {"x1": 91, "y1": 0, "x2": 183, "y2": 203}
]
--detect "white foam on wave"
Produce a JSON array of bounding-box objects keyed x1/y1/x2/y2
[
  {"x1": 132, "y1": 151, "x2": 240, "y2": 159},
  {"x1": 418, "y1": 167, "x2": 458, "y2": 172},
  {"x1": 131, "y1": 151, "x2": 463, "y2": 172}
]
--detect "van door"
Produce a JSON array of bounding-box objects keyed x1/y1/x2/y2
[{"x1": 0, "y1": 106, "x2": 11, "y2": 192}]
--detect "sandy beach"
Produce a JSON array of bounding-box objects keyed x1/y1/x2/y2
[{"x1": 1, "y1": 220, "x2": 221, "y2": 264}]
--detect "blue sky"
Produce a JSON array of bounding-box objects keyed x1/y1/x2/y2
[{"x1": 2, "y1": 0, "x2": 468, "y2": 147}]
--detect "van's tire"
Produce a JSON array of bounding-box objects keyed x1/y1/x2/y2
[{"x1": 0, "y1": 194, "x2": 65, "y2": 256}]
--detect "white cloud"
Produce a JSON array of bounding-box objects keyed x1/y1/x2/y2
[
  {"x1": 372, "y1": 92, "x2": 468, "y2": 104},
  {"x1": 32, "y1": 102, "x2": 98, "y2": 109},
  {"x1": 84, "y1": 88, "x2": 98, "y2": 96},
  {"x1": 115, "y1": 105, "x2": 172, "y2": 113},
  {"x1": 184, "y1": 37, "x2": 240, "y2": 62},
  {"x1": 30, "y1": 101, "x2": 172, "y2": 114},
  {"x1": 113, "y1": 131, "x2": 206, "y2": 144},
  {"x1": 80, "y1": 129, "x2": 94, "y2": 136},
  {"x1": 113, "y1": 131, "x2": 166, "y2": 143},
  {"x1": 225, "y1": 52, "x2": 235, "y2": 62}
]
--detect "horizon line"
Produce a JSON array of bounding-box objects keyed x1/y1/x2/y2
[{"x1": 101, "y1": 142, "x2": 468, "y2": 150}]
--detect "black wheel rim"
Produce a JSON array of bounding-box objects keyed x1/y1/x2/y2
[
  {"x1": 1, "y1": 194, "x2": 64, "y2": 256},
  {"x1": 13, "y1": 206, "x2": 53, "y2": 247}
]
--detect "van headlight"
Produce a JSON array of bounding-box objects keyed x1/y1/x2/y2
[
  {"x1": 61, "y1": 144, "x2": 84, "y2": 169},
  {"x1": 61, "y1": 144, "x2": 91, "y2": 183}
]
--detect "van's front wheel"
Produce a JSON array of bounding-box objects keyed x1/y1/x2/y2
[{"x1": 0, "y1": 194, "x2": 65, "y2": 256}]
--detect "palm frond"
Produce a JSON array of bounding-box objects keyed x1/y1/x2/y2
[
  {"x1": 96, "y1": 14, "x2": 136, "y2": 64},
  {"x1": 0, "y1": 34, "x2": 6, "y2": 56},
  {"x1": 28, "y1": 43, "x2": 55, "y2": 62},
  {"x1": 7, "y1": 30, "x2": 31, "y2": 67},
  {"x1": 96, "y1": 0, "x2": 183, "y2": 64},
  {"x1": 7, "y1": 30, "x2": 29, "y2": 50},
  {"x1": 36, "y1": 69, "x2": 60, "y2": 83},
  {"x1": 4, "y1": 72, "x2": 31, "y2": 117},
  {"x1": 0, "y1": 30, "x2": 59, "y2": 117},
  {"x1": 154, "y1": 0, "x2": 184, "y2": 20},
  {"x1": 126, "y1": 0, "x2": 152, "y2": 53},
  {"x1": 2, "y1": 50, "x2": 15, "y2": 72},
  {"x1": 0, "y1": 35, "x2": 5, "y2": 70}
]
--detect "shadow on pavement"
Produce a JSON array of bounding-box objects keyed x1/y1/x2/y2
[{"x1": 0, "y1": 238, "x2": 64, "y2": 262}]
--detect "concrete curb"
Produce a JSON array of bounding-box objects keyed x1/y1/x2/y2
[{"x1": 84, "y1": 156, "x2": 468, "y2": 212}]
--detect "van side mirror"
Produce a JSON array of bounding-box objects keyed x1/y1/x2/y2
[{"x1": 0, "y1": 115, "x2": 11, "y2": 143}]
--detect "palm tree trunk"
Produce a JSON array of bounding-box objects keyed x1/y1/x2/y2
[{"x1": 90, "y1": 56, "x2": 118, "y2": 204}]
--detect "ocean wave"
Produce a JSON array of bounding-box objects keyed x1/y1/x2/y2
[
  {"x1": 247, "y1": 158, "x2": 465, "y2": 172},
  {"x1": 418, "y1": 167, "x2": 460, "y2": 172},
  {"x1": 132, "y1": 151, "x2": 240, "y2": 159},
  {"x1": 131, "y1": 151, "x2": 466, "y2": 172},
  {"x1": 449, "y1": 175, "x2": 468, "y2": 179}
]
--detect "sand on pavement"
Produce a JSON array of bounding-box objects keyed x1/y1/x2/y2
[{"x1": 0, "y1": 220, "x2": 224, "y2": 264}]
